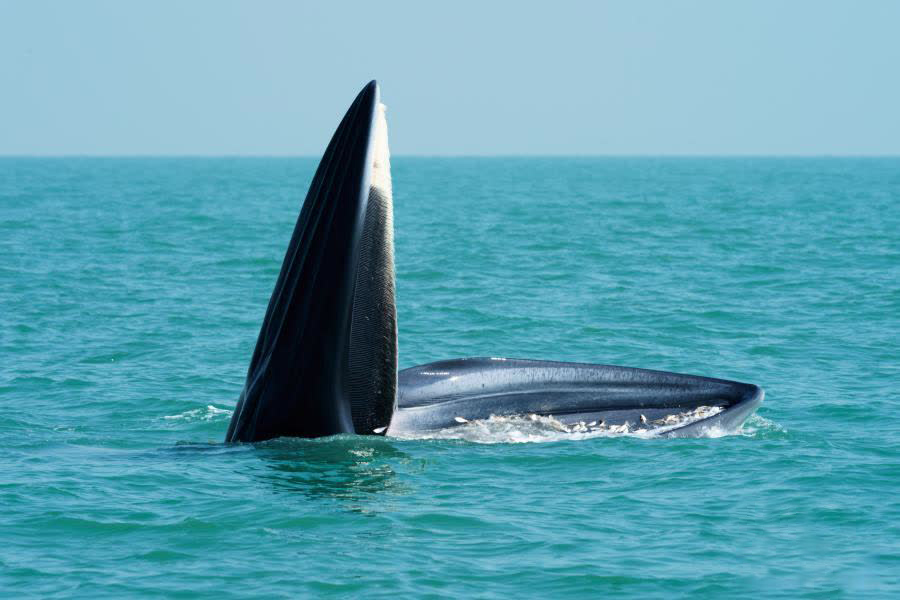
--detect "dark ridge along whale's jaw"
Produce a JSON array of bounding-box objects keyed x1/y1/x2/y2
[
  {"x1": 226, "y1": 81, "x2": 397, "y2": 442},
  {"x1": 390, "y1": 358, "x2": 762, "y2": 437}
]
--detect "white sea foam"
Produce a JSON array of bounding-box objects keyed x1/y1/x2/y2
[
  {"x1": 739, "y1": 413, "x2": 786, "y2": 437},
  {"x1": 163, "y1": 405, "x2": 232, "y2": 422},
  {"x1": 390, "y1": 406, "x2": 733, "y2": 444}
]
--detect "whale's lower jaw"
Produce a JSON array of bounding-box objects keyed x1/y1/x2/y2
[
  {"x1": 387, "y1": 358, "x2": 762, "y2": 438},
  {"x1": 225, "y1": 81, "x2": 397, "y2": 443}
]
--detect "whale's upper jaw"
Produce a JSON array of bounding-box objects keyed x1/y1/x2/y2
[{"x1": 226, "y1": 80, "x2": 398, "y2": 442}]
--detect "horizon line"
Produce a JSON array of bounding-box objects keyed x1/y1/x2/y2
[{"x1": 2, "y1": 153, "x2": 899, "y2": 159}]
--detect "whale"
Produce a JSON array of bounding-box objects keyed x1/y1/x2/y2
[{"x1": 225, "y1": 81, "x2": 763, "y2": 443}]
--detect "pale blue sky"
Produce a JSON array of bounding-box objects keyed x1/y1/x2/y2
[{"x1": 1, "y1": 0, "x2": 898, "y2": 155}]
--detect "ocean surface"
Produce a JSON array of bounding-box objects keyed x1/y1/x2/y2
[{"x1": 2, "y1": 157, "x2": 898, "y2": 598}]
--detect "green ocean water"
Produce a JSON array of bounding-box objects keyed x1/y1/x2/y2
[{"x1": 1, "y1": 157, "x2": 898, "y2": 598}]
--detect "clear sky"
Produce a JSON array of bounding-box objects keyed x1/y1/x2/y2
[{"x1": 2, "y1": 0, "x2": 898, "y2": 155}]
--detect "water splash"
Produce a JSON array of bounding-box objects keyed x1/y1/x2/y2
[
  {"x1": 162, "y1": 405, "x2": 232, "y2": 422},
  {"x1": 390, "y1": 406, "x2": 729, "y2": 444},
  {"x1": 739, "y1": 413, "x2": 787, "y2": 438}
]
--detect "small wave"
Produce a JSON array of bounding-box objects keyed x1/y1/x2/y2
[
  {"x1": 739, "y1": 414, "x2": 786, "y2": 437},
  {"x1": 162, "y1": 405, "x2": 232, "y2": 422},
  {"x1": 391, "y1": 406, "x2": 728, "y2": 444}
]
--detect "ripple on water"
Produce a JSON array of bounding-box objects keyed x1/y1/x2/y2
[{"x1": 2, "y1": 157, "x2": 898, "y2": 598}]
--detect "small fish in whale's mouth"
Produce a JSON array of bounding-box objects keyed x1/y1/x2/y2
[{"x1": 225, "y1": 81, "x2": 763, "y2": 443}]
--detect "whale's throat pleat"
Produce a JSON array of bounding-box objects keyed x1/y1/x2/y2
[{"x1": 347, "y1": 103, "x2": 397, "y2": 434}]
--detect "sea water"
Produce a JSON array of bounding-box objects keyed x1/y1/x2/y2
[{"x1": 1, "y1": 157, "x2": 898, "y2": 597}]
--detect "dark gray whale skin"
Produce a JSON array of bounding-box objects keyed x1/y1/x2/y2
[
  {"x1": 225, "y1": 81, "x2": 763, "y2": 443},
  {"x1": 390, "y1": 358, "x2": 763, "y2": 438}
]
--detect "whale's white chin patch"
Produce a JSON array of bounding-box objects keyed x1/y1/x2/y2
[{"x1": 370, "y1": 103, "x2": 392, "y2": 198}]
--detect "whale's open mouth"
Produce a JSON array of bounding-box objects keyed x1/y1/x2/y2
[{"x1": 225, "y1": 81, "x2": 764, "y2": 443}]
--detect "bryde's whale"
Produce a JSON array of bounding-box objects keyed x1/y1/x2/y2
[{"x1": 225, "y1": 81, "x2": 763, "y2": 443}]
